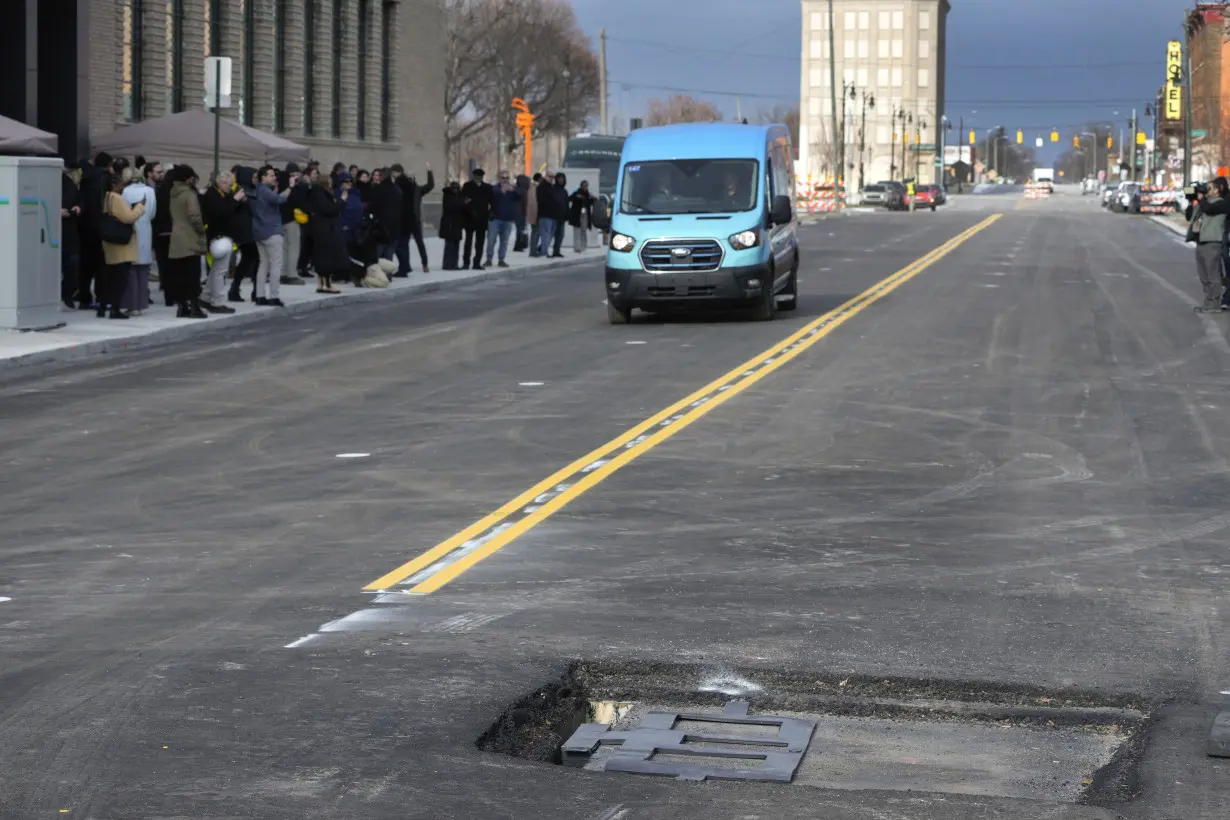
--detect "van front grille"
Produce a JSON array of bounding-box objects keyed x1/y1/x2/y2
[{"x1": 639, "y1": 239, "x2": 724, "y2": 273}]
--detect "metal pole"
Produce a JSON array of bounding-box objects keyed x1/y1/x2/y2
[
  {"x1": 564, "y1": 54, "x2": 571, "y2": 140},
  {"x1": 827, "y1": 0, "x2": 840, "y2": 197},
  {"x1": 859, "y1": 93, "x2": 868, "y2": 191},
  {"x1": 1184, "y1": 15, "x2": 1193, "y2": 184},
  {"x1": 598, "y1": 29, "x2": 608, "y2": 134},
  {"x1": 939, "y1": 118, "x2": 946, "y2": 188},
  {"x1": 1129, "y1": 109, "x2": 1137, "y2": 182},
  {"x1": 213, "y1": 59, "x2": 222, "y2": 179}
]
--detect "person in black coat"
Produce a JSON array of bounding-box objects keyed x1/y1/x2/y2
[
  {"x1": 306, "y1": 177, "x2": 349, "y2": 293},
  {"x1": 550, "y1": 172, "x2": 569, "y2": 257},
  {"x1": 439, "y1": 181, "x2": 465, "y2": 270},
  {"x1": 227, "y1": 166, "x2": 259, "y2": 302},
  {"x1": 152, "y1": 166, "x2": 175, "y2": 305},
  {"x1": 366, "y1": 168, "x2": 403, "y2": 263},
  {"x1": 75, "y1": 152, "x2": 113, "y2": 308},
  {"x1": 460, "y1": 168, "x2": 493, "y2": 270},
  {"x1": 199, "y1": 171, "x2": 246, "y2": 311},
  {"x1": 514, "y1": 173, "x2": 531, "y2": 251},
  {"x1": 60, "y1": 164, "x2": 82, "y2": 309},
  {"x1": 568, "y1": 180, "x2": 596, "y2": 254},
  {"x1": 392, "y1": 162, "x2": 434, "y2": 275}
]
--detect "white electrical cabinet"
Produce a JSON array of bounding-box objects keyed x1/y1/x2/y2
[{"x1": 0, "y1": 156, "x2": 63, "y2": 329}]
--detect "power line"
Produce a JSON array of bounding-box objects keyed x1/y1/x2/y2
[{"x1": 610, "y1": 78, "x2": 796, "y2": 101}]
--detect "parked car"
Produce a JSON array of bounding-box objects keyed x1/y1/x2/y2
[
  {"x1": 1110, "y1": 182, "x2": 1141, "y2": 213},
  {"x1": 1100, "y1": 184, "x2": 1117, "y2": 207},
  {"x1": 861, "y1": 183, "x2": 890, "y2": 206}
]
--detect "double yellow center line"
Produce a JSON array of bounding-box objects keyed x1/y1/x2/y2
[{"x1": 364, "y1": 213, "x2": 1003, "y2": 595}]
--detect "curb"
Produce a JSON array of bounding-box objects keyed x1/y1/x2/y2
[
  {"x1": 0, "y1": 255, "x2": 593, "y2": 373},
  {"x1": 1149, "y1": 214, "x2": 1186, "y2": 237}
]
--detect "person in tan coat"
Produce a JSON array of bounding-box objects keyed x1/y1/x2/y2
[
  {"x1": 167, "y1": 165, "x2": 209, "y2": 318},
  {"x1": 99, "y1": 169, "x2": 145, "y2": 319}
]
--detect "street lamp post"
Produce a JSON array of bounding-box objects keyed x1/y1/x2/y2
[
  {"x1": 899, "y1": 111, "x2": 912, "y2": 183},
  {"x1": 915, "y1": 119, "x2": 927, "y2": 181},
  {"x1": 858, "y1": 90, "x2": 875, "y2": 191},
  {"x1": 562, "y1": 56, "x2": 572, "y2": 141}
]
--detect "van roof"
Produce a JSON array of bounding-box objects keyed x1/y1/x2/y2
[{"x1": 621, "y1": 122, "x2": 781, "y2": 162}]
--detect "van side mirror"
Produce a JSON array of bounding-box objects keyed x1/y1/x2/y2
[
  {"x1": 770, "y1": 194, "x2": 793, "y2": 225},
  {"x1": 592, "y1": 195, "x2": 611, "y2": 230}
]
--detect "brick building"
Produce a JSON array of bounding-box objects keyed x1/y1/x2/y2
[
  {"x1": 1186, "y1": 2, "x2": 1230, "y2": 179},
  {"x1": 2, "y1": 0, "x2": 446, "y2": 174}
]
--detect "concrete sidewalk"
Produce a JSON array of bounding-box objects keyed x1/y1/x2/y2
[{"x1": 0, "y1": 233, "x2": 596, "y2": 371}]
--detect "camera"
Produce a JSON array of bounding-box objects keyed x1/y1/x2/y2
[{"x1": 1186, "y1": 181, "x2": 1210, "y2": 199}]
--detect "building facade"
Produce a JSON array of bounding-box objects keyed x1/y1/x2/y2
[
  {"x1": 798, "y1": 0, "x2": 948, "y2": 187},
  {"x1": 1, "y1": 0, "x2": 446, "y2": 174},
  {"x1": 1185, "y1": 3, "x2": 1230, "y2": 181}
]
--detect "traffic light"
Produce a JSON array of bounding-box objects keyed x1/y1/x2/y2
[
  {"x1": 1136, "y1": 131, "x2": 1146, "y2": 145},
  {"x1": 1051, "y1": 130, "x2": 1059, "y2": 143},
  {"x1": 1016, "y1": 129, "x2": 1023, "y2": 144},
  {"x1": 1073, "y1": 135, "x2": 1079, "y2": 147},
  {"x1": 1106, "y1": 135, "x2": 1113, "y2": 148},
  {"x1": 968, "y1": 129, "x2": 975, "y2": 145}
]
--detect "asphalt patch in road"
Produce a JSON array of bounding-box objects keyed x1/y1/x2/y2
[{"x1": 477, "y1": 661, "x2": 1156, "y2": 807}]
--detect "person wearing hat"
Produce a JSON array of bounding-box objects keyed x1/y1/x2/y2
[{"x1": 460, "y1": 167, "x2": 494, "y2": 270}]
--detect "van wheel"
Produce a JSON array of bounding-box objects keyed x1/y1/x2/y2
[
  {"x1": 606, "y1": 301, "x2": 632, "y2": 325},
  {"x1": 750, "y1": 275, "x2": 776, "y2": 321}
]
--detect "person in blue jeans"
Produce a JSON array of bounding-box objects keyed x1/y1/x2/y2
[
  {"x1": 535, "y1": 173, "x2": 559, "y2": 258},
  {"x1": 485, "y1": 170, "x2": 522, "y2": 268}
]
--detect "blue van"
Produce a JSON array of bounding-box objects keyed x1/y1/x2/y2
[{"x1": 591, "y1": 122, "x2": 799, "y2": 324}]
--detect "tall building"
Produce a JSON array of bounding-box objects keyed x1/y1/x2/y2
[
  {"x1": 1, "y1": 0, "x2": 446, "y2": 172},
  {"x1": 798, "y1": 0, "x2": 949, "y2": 187}
]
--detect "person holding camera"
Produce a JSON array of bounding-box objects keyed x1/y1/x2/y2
[{"x1": 1187, "y1": 177, "x2": 1230, "y2": 313}]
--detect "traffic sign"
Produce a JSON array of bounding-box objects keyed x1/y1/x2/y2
[
  {"x1": 908, "y1": 144, "x2": 937, "y2": 152},
  {"x1": 1193, "y1": 129, "x2": 1209, "y2": 138}
]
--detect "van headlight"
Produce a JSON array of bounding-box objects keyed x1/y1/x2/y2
[
  {"x1": 609, "y1": 233, "x2": 636, "y2": 252},
  {"x1": 729, "y1": 229, "x2": 760, "y2": 250}
]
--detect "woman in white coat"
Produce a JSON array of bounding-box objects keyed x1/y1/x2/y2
[{"x1": 121, "y1": 165, "x2": 158, "y2": 314}]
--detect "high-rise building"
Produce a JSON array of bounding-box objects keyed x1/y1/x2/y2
[
  {"x1": 798, "y1": 0, "x2": 949, "y2": 187},
  {"x1": 1, "y1": 0, "x2": 446, "y2": 171}
]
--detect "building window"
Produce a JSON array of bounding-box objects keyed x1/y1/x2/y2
[
  {"x1": 919, "y1": 39, "x2": 931, "y2": 59},
  {"x1": 304, "y1": 0, "x2": 315, "y2": 135},
  {"x1": 241, "y1": 0, "x2": 255, "y2": 124},
  {"x1": 822, "y1": 97, "x2": 832, "y2": 115},
  {"x1": 381, "y1": 1, "x2": 393, "y2": 140},
  {"x1": 206, "y1": 0, "x2": 221, "y2": 56},
  {"x1": 920, "y1": 10, "x2": 931, "y2": 30},
  {"x1": 856, "y1": 67, "x2": 868, "y2": 86},
  {"x1": 843, "y1": 40, "x2": 854, "y2": 59},
  {"x1": 810, "y1": 11, "x2": 827, "y2": 30},
  {"x1": 844, "y1": 11, "x2": 855, "y2": 30},
  {"x1": 857, "y1": 39, "x2": 868, "y2": 58},
  {"x1": 357, "y1": 0, "x2": 369, "y2": 139},
  {"x1": 843, "y1": 68, "x2": 854, "y2": 84},
  {"x1": 167, "y1": 0, "x2": 184, "y2": 112},
  {"x1": 878, "y1": 10, "x2": 890, "y2": 30},
  {"x1": 274, "y1": 0, "x2": 287, "y2": 131},
  {"x1": 918, "y1": 68, "x2": 930, "y2": 87},
  {"x1": 892, "y1": 39, "x2": 903, "y2": 58},
  {"x1": 808, "y1": 67, "x2": 824, "y2": 87},
  {"x1": 877, "y1": 67, "x2": 889, "y2": 86},
  {"x1": 876, "y1": 125, "x2": 890, "y2": 145},
  {"x1": 331, "y1": 0, "x2": 343, "y2": 137},
  {"x1": 809, "y1": 39, "x2": 822, "y2": 60},
  {"x1": 808, "y1": 97, "x2": 821, "y2": 116},
  {"x1": 858, "y1": 11, "x2": 869, "y2": 29},
  {"x1": 891, "y1": 67, "x2": 902, "y2": 87},
  {"x1": 892, "y1": 10, "x2": 904, "y2": 29},
  {"x1": 877, "y1": 39, "x2": 888, "y2": 58},
  {"x1": 122, "y1": 1, "x2": 144, "y2": 121}
]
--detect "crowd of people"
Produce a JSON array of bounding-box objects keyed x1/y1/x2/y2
[{"x1": 60, "y1": 153, "x2": 601, "y2": 321}]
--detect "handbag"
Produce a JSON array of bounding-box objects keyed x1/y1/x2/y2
[{"x1": 99, "y1": 193, "x2": 133, "y2": 245}]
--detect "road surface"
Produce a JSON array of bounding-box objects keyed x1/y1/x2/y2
[{"x1": 2, "y1": 188, "x2": 1228, "y2": 819}]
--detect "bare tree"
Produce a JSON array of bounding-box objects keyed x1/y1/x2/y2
[
  {"x1": 445, "y1": 0, "x2": 600, "y2": 158},
  {"x1": 757, "y1": 104, "x2": 800, "y2": 153},
  {"x1": 645, "y1": 95, "x2": 723, "y2": 126}
]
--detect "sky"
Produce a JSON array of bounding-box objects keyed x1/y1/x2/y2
[{"x1": 571, "y1": 0, "x2": 1195, "y2": 165}]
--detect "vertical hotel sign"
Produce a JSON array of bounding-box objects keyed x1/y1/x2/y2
[{"x1": 1166, "y1": 40, "x2": 1183, "y2": 120}]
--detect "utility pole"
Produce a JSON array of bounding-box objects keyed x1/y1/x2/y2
[
  {"x1": 858, "y1": 91, "x2": 873, "y2": 191},
  {"x1": 1129, "y1": 109, "x2": 1137, "y2": 182},
  {"x1": 827, "y1": 0, "x2": 840, "y2": 199},
  {"x1": 598, "y1": 28, "x2": 608, "y2": 135},
  {"x1": 1183, "y1": 14, "x2": 1193, "y2": 184}
]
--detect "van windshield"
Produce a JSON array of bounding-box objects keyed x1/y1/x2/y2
[{"x1": 619, "y1": 158, "x2": 759, "y2": 215}]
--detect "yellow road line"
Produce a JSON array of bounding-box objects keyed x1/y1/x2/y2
[{"x1": 364, "y1": 213, "x2": 1003, "y2": 594}]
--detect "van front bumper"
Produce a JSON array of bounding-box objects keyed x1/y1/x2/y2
[{"x1": 605, "y1": 263, "x2": 772, "y2": 312}]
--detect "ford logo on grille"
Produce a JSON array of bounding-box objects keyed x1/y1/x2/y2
[{"x1": 671, "y1": 247, "x2": 691, "y2": 257}]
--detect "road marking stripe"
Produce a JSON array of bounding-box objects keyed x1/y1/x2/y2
[{"x1": 363, "y1": 214, "x2": 1002, "y2": 594}]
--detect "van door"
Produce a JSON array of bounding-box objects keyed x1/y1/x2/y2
[{"x1": 767, "y1": 140, "x2": 796, "y2": 286}]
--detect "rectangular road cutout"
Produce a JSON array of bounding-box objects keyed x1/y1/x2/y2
[
  {"x1": 477, "y1": 661, "x2": 1153, "y2": 807},
  {"x1": 367, "y1": 214, "x2": 1004, "y2": 596}
]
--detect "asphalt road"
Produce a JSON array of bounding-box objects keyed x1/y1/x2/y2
[{"x1": 3, "y1": 189, "x2": 1230, "y2": 819}]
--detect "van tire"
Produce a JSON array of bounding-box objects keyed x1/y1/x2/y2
[
  {"x1": 750, "y1": 276, "x2": 776, "y2": 322},
  {"x1": 606, "y1": 301, "x2": 632, "y2": 325}
]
